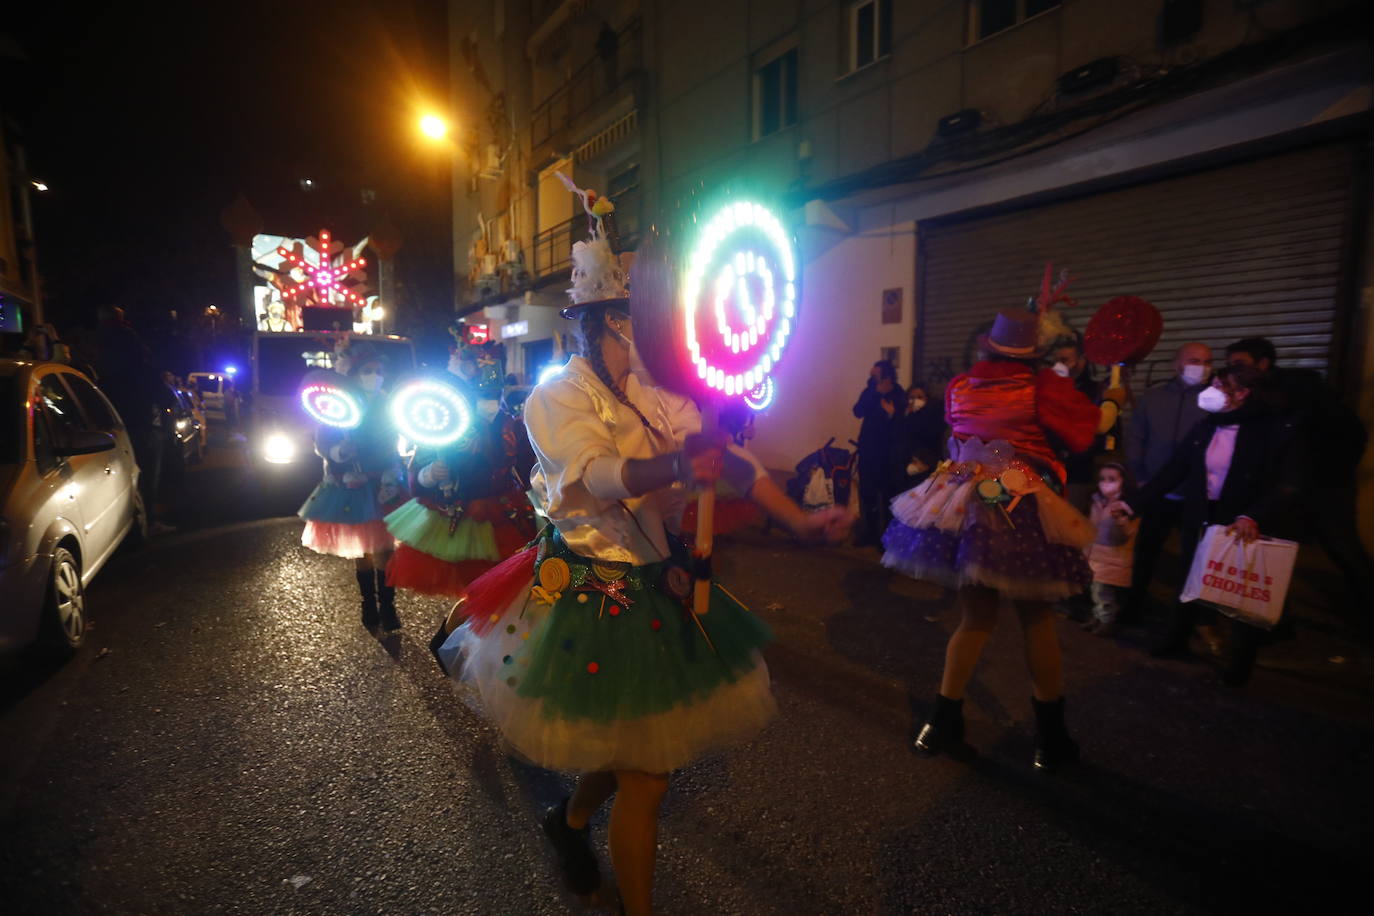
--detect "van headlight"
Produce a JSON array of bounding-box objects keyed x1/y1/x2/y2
[{"x1": 263, "y1": 433, "x2": 296, "y2": 465}]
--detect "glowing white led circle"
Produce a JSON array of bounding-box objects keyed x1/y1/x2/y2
[
  {"x1": 743, "y1": 377, "x2": 775, "y2": 411},
  {"x1": 389, "y1": 378, "x2": 473, "y2": 447},
  {"x1": 682, "y1": 201, "x2": 797, "y2": 399},
  {"x1": 301, "y1": 383, "x2": 363, "y2": 429}
]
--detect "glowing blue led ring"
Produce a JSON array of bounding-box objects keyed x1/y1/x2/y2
[
  {"x1": 301, "y1": 383, "x2": 363, "y2": 429},
  {"x1": 389, "y1": 379, "x2": 473, "y2": 447},
  {"x1": 682, "y1": 201, "x2": 797, "y2": 399}
]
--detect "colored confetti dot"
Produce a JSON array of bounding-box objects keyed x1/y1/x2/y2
[
  {"x1": 586, "y1": 662, "x2": 600, "y2": 674},
  {"x1": 577, "y1": 593, "x2": 589, "y2": 604},
  {"x1": 506, "y1": 677, "x2": 518, "y2": 687},
  {"x1": 609, "y1": 605, "x2": 621, "y2": 617},
  {"x1": 561, "y1": 638, "x2": 574, "y2": 652},
  {"x1": 521, "y1": 631, "x2": 531, "y2": 640},
  {"x1": 650, "y1": 619, "x2": 662, "y2": 631},
  {"x1": 506, "y1": 624, "x2": 516, "y2": 634},
  {"x1": 489, "y1": 614, "x2": 500, "y2": 623},
  {"x1": 503, "y1": 655, "x2": 512, "y2": 665}
]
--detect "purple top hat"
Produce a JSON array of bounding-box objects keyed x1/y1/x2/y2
[{"x1": 983, "y1": 310, "x2": 1046, "y2": 358}]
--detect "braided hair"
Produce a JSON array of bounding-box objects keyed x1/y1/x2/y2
[{"x1": 578, "y1": 306, "x2": 654, "y2": 432}]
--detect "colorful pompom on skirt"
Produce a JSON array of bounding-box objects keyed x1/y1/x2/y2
[
  {"x1": 384, "y1": 498, "x2": 533, "y2": 598},
  {"x1": 437, "y1": 530, "x2": 776, "y2": 774},
  {"x1": 298, "y1": 478, "x2": 396, "y2": 559},
  {"x1": 881, "y1": 469, "x2": 1094, "y2": 601}
]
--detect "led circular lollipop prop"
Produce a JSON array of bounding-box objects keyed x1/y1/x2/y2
[
  {"x1": 388, "y1": 377, "x2": 474, "y2": 448},
  {"x1": 301, "y1": 380, "x2": 364, "y2": 429},
  {"x1": 681, "y1": 201, "x2": 798, "y2": 399}
]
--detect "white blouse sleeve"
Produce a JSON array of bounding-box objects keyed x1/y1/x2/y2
[{"x1": 524, "y1": 380, "x2": 631, "y2": 510}]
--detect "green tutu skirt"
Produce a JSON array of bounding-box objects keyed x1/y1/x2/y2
[{"x1": 438, "y1": 530, "x2": 777, "y2": 773}]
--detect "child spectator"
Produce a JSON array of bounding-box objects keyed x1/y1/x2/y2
[{"x1": 1085, "y1": 462, "x2": 1138, "y2": 636}]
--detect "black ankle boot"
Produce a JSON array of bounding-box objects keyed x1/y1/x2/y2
[
  {"x1": 542, "y1": 797, "x2": 601, "y2": 895},
  {"x1": 356, "y1": 570, "x2": 379, "y2": 628},
  {"x1": 376, "y1": 570, "x2": 401, "y2": 631},
  {"x1": 1032, "y1": 697, "x2": 1079, "y2": 771},
  {"x1": 915, "y1": 694, "x2": 971, "y2": 758}
]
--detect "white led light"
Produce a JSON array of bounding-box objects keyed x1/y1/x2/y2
[{"x1": 389, "y1": 378, "x2": 473, "y2": 447}]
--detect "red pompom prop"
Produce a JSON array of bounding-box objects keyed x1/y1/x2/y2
[{"x1": 1084, "y1": 295, "x2": 1162, "y2": 367}]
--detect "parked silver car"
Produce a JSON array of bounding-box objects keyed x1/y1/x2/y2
[{"x1": 0, "y1": 360, "x2": 145, "y2": 655}]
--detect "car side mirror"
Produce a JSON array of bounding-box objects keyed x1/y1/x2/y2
[{"x1": 55, "y1": 430, "x2": 116, "y2": 456}]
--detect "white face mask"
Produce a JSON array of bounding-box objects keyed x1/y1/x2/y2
[
  {"x1": 1197, "y1": 386, "x2": 1228, "y2": 413},
  {"x1": 909, "y1": 397, "x2": 927, "y2": 412},
  {"x1": 358, "y1": 369, "x2": 384, "y2": 392},
  {"x1": 1052, "y1": 362, "x2": 1072, "y2": 378},
  {"x1": 1099, "y1": 480, "x2": 1122, "y2": 498},
  {"x1": 477, "y1": 398, "x2": 501, "y2": 421},
  {"x1": 1180, "y1": 364, "x2": 1207, "y2": 386}
]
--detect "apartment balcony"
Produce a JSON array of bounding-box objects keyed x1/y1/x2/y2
[
  {"x1": 529, "y1": 17, "x2": 642, "y2": 163},
  {"x1": 531, "y1": 183, "x2": 642, "y2": 282}
]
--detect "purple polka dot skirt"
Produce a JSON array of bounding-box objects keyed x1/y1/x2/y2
[{"x1": 882, "y1": 493, "x2": 1091, "y2": 601}]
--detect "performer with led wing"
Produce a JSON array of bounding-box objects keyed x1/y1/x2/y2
[
  {"x1": 885, "y1": 274, "x2": 1125, "y2": 771},
  {"x1": 433, "y1": 180, "x2": 847, "y2": 915},
  {"x1": 297, "y1": 341, "x2": 407, "y2": 630},
  {"x1": 385, "y1": 335, "x2": 536, "y2": 603}
]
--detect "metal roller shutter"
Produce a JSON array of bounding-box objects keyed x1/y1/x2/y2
[{"x1": 917, "y1": 144, "x2": 1356, "y2": 390}]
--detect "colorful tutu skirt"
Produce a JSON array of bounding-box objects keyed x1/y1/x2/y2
[
  {"x1": 881, "y1": 439, "x2": 1095, "y2": 601},
  {"x1": 438, "y1": 531, "x2": 776, "y2": 774},
  {"x1": 384, "y1": 498, "x2": 534, "y2": 598},
  {"x1": 298, "y1": 476, "x2": 397, "y2": 559}
]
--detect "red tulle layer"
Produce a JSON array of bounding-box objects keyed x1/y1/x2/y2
[
  {"x1": 681, "y1": 497, "x2": 763, "y2": 537},
  {"x1": 301, "y1": 519, "x2": 394, "y2": 559},
  {"x1": 452, "y1": 545, "x2": 539, "y2": 636},
  {"x1": 385, "y1": 543, "x2": 497, "y2": 598}
]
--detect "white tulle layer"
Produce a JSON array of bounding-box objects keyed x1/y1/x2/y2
[{"x1": 889, "y1": 473, "x2": 1094, "y2": 549}]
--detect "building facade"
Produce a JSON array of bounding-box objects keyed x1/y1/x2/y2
[{"x1": 450, "y1": 0, "x2": 1372, "y2": 540}]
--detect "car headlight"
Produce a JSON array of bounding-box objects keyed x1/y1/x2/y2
[
  {"x1": 176, "y1": 419, "x2": 189, "y2": 430},
  {"x1": 263, "y1": 433, "x2": 296, "y2": 465}
]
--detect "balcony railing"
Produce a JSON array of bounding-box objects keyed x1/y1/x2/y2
[
  {"x1": 531, "y1": 184, "x2": 642, "y2": 281},
  {"x1": 530, "y1": 17, "x2": 642, "y2": 153}
]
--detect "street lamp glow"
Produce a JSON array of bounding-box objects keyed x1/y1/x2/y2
[{"x1": 420, "y1": 114, "x2": 448, "y2": 139}]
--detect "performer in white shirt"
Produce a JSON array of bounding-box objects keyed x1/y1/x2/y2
[{"x1": 436, "y1": 189, "x2": 848, "y2": 915}]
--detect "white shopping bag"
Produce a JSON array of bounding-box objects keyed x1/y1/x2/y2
[
  {"x1": 1178, "y1": 524, "x2": 1298, "y2": 629},
  {"x1": 801, "y1": 466, "x2": 835, "y2": 512}
]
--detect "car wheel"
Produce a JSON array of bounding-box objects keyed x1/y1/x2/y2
[{"x1": 42, "y1": 546, "x2": 86, "y2": 654}]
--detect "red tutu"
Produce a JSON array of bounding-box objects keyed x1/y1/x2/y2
[
  {"x1": 386, "y1": 516, "x2": 532, "y2": 598},
  {"x1": 448, "y1": 545, "x2": 539, "y2": 636}
]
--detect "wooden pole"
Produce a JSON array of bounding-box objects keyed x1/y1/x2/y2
[{"x1": 692, "y1": 403, "x2": 718, "y2": 616}]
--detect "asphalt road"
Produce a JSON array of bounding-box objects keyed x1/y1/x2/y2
[{"x1": 2, "y1": 440, "x2": 1371, "y2": 914}]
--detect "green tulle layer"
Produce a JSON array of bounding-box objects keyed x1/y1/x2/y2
[
  {"x1": 383, "y1": 499, "x2": 500, "y2": 562},
  {"x1": 484, "y1": 533, "x2": 773, "y2": 723}
]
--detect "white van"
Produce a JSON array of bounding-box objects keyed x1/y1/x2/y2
[
  {"x1": 248, "y1": 331, "x2": 415, "y2": 467},
  {"x1": 188, "y1": 371, "x2": 230, "y2": 420}
]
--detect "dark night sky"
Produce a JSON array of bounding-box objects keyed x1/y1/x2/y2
[{"x1": 3, "y1": 0, "x2": 453, "y2": 333}]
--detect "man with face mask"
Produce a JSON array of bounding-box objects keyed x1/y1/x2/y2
[{"x1": 1123, "y1": 342, "x2": 1213, "y2": 620}]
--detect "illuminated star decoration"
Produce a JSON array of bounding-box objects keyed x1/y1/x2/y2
[{"x1": 275, "y1": 229, "x2": 369, "y2": 309}]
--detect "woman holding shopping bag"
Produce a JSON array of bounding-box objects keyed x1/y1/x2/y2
[{"x1": 1113, "y1": 364, "x2": 1307, "y2": 683}]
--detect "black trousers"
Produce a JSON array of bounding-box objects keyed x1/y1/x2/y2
[
  {"x1": 857, "y1": 456, "x2": 890, "y2": 544},
  {"x1": 1129, "y1": 497, "x2": 1188, "y2": 616}
]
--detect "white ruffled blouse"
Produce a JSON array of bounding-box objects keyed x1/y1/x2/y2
[{"x1": 524, "y1": 355, "x2": 765, "y2": 565}]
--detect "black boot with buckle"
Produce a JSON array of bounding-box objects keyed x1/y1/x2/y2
[
  {"x1": 376, "y1": 570, "x2": 401, "y2": 631},
  {"x1": 914, "y1": 694, "x2": 973, "y2": 759},
  {"x1": 1032, "y1": 696, "x2": 1080, "y2": 771},
  {"x1": 356, "y1": 570, "x2": 379, "y2": 628}
]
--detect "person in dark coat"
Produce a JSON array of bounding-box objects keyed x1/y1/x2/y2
[
  {"x1": 891, "y1": 381, "x2": 946, "y2": 492},
  {"x1": 1124, "y1": 342, "x2": 1213, "y2": 619},
  {"x1": 853, "y1": 360, "x2": 906, "y2": 545},
  {"x1": 1225, "y1": 337, "x2": 1372, "y2": 615},
  {"x1": 1117, "y1": 365, "x2": 1308, "y2": 684},
  {"x1": 1049, "y1": 337, "x2": 1106, "y2": 513}
]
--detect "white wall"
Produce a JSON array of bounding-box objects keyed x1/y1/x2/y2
[{"x1": 749, "y1": 222, "x2": 916, "y2": 471}]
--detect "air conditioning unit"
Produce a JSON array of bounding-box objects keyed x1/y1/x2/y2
[{"x1": 479, "y1": 144, "x2": 503, "y2": 180}]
